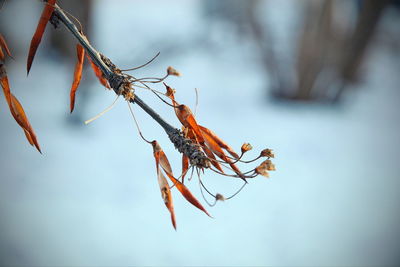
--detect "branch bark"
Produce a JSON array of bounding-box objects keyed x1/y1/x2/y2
[
  {"x1": 52, "y1": 4, "x2": 176, "y2": 135},
  {"x1": 52, "y1": 4, "x2": 210, "y2": 168}
]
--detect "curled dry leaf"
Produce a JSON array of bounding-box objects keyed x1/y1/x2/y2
[
  {"x1": 9, "y1": 93, "x2": 41, "y2": 153},
  {"x1": 164, "y1": 83, "x2": 246, "y2": 178},
  {"x1": 0, "y1": 65, "x2": 11, "y2": 103},
  {"x1": 152, "y1": 140, "x2": 211, "y2": 218},
  {"x1": 1, "y1": 63, "x2": 41, "y2": 152},
  {"x1": 181, "y1": 154, "x2": 189, "y2": 182},
  {"x1": 199, "y1": 125, "x2": 239, "y2": 159},
  {"x1": 27, "y1": 0, "x2": 56, "y2": 74},
  {"x1": 70, "y1": 44, "x2": 85, "y2": 113},
  {"x1": 152, "y1": 140, "x2": 176, "y2": 229},
  {"x1": 200, "y1": 126, "x2": 244, "y2": 178},
  {"x1": 177, "y1": 105, "x2": 205, "y2": 143},
  {"x1": 157, "y1": 169, "x2": 177, "y2": 230},
  {"x1": 87, "y1": 55, "x2": 110, "y2": 88}
]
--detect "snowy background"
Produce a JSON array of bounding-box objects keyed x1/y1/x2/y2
[{"x1": 1, "y1": 0, "x2": 400, "y2": 266}]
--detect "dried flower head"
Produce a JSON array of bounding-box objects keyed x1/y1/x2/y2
[
  {"x1": 167, "y1": 66, "x2": 181, "y2": 77},
  {"x1": 255, "y1": 165, "x2": 269, "y2": 178},
  {"x1": 241, "y1": 143, "x2": 253, "y2": 154},
  {"x1": 263, "y1": 159, "x2": 276, "y2": 171},
  {"x1": 260, "y1": 148, "x2": 274, "y2": 158},
  {"x1": 215, "y1": 193, "x2": 226, "y2": 201}
]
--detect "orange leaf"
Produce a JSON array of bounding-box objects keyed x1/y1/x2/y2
[
  {"x1": 182, "y1": 154, "x2": 189, "y2": 182},
  {"x1": 27, "y1": 0, "x2": 56, "y2": 75},
  {"x1": 153, "y1": 145, "x2": 177, "y2": 230},
  {"x1": 186, "y1": 127, "x2": 224, "y2": 173},
  {"x1": 0, "y1": 68, "x2": 11, "y2": 105},
  {"x1": 0, "y1": 47, "x2": 4, "y2": 61},
  {"x1": 87, "y1": 55, "x2": 110, "y2": 88},
  {"x1": 176, "y1": 105, "x2": 206, "y2": 144},
  {"x1": 157, "y1": 166, "x2": 177, "y2": 230},
  {"x1": 9, "y1": 94, "x2": 41, "y2": 153},
  {"x1": 23, "y1": 129, "x2": 35, "y2": 146},
  {"x1": 152, "y1": 141, "x2": 211, "y2": 217},
  {"x1": 0, "y1": 34, "x2": 12, "y2": 59},
  {"x1": 169, "y1": 173, "x2": 211, "y2": 217},
  {"x1": 202, "y1": 144, "x2": 224, "y2": 173},
  {"x1": 201, "y1": 126, "x2": 243, "y2": 179},
  {"x1": 199, "y1": 125, "x2": 239, "y2": 159},
  {"x1": 70, "y1": 44, "x2": 85, "y2": 113}
]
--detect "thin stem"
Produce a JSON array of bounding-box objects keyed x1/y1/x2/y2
[{"x1": 53, "y1": 3, "x2": 177, "y2": 135}]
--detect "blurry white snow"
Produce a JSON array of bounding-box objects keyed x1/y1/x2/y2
[{"x1": 0, "y1": 0, "x2": 399, "y2": 266}]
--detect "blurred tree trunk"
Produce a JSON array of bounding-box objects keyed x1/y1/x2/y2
[
  {"x1": 334, "y1": 0, "x2": 390, "y2": 102},
  {"x1": 245, "y1": 0, "x2": 392, "y2": 103}
]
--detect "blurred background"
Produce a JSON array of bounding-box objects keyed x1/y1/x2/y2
[{"x1": 1, "y1": 0, "x2": 400, "y2": 266}]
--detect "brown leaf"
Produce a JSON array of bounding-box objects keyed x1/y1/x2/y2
[
  {"x1": 0, "y1": 33, "x2": 12, "y2": 59},
  {"x1": 70, "y1": 44, "x2": 85, "y2": 113},
  {"x1": 27, "y1": 0, "x2": 56, "y2": 75}
]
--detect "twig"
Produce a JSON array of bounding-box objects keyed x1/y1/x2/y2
[
  {"x1": 52, "y1": 4, "x2": 176, "y2": 135},
  {"x1": 52, "y1": 4, "x2": 211, "y2": 168}
]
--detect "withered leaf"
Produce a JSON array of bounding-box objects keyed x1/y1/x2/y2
[
  {"x1": 70, "y1": 44, "x2": 85, "y2": 113},
  {"x1": 27, "y1": 0, "x2": 57, "y2": 74}
]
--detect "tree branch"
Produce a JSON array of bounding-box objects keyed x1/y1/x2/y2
[
  {"x1": 52, "y1": 4, "x2": 176, "y2": 135},
  {"x1": 51, "y1": 4, "x2": 212, "y2": 168}
]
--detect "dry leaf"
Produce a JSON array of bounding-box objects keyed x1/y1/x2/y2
[
  {"x1": 27, "y1": 0, "x2": 56, "y2": 74},
  {"x1": 70, "y1": 44, "x2": 85, "y2": 113}
]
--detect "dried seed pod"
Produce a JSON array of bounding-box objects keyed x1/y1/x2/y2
[
  {"x1": 167, "y1": 66, "x2": 181, "y2": 77},
  {"x1": 260, "y1": 148, "x2": 274, "y2": 158},
  {"x1": 264, "y1": 159, "x2": 276, "y2": 171},
  {"x1": 215, "y1": 193, "x2": 226, "y2": 201},
  {"x1": 255, "y1": 165, "x2": 269, "y2": 178},
  {"x1": 241, "y1": 143, "x2": 253, "y2": 154}
]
